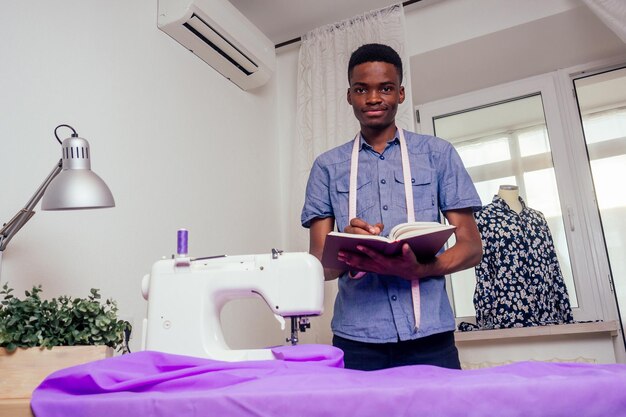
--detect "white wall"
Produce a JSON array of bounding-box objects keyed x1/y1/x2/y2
[
  {"x1": 408, "y1": 1, "x2": 626, "y2": 104},
  {"x1": 0, "y1": 0, "x2": 284, "y2": 352},
  {"x1": 404, "y1": 0, "x2": 582, "y2": 57}
]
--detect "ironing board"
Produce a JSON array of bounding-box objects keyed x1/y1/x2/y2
[{"x1": 31, "y1": 344, "x2": 626, "y2": 417}]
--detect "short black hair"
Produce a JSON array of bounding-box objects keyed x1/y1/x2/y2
[{"x1": 348, "y1": 43, "x2": 403, "y2": 84}]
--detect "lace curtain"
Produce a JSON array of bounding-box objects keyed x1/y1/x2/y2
[
  {"x1": 287, "y1": 4, "x2": 413, "y2": 251},
  {"x1": 582, "y1": 0, "x2": 626, "y2": 43}
]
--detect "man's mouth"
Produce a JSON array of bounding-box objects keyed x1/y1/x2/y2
[{"x1": 363, "y1": 107, "x2": 387, "y2": 116}]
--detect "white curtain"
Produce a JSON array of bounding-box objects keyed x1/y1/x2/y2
[
  {"x1": 288, "y1": 4, "x2": 413, "y2": 252},
  {"x1": 582, "y1": 0, "x2": 626, "y2": 43}
]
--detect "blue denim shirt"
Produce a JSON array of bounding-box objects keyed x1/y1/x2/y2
[{"x1": 302, "y1": 129, "x2": 481, "y2": 343}]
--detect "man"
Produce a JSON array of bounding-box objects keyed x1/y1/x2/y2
[{"x1": 301, "y1": 43, "x2": 482, "y2": 371}]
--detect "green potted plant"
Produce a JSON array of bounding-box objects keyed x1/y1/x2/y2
[
  {"x1": 0, "y1": 283, "x2": 130, "y2": 352},
  {"x1": 0, "y1": 283, "x2": 131, "y2": 405}
]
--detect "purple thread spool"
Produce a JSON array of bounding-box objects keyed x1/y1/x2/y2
[{"x1": 177, "y1": 229, "x2": 188, "y2": 256}]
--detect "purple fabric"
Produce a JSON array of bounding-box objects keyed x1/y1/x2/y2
[{"x1": 31, "y1": 344, "x2": 626, "y2": 417}]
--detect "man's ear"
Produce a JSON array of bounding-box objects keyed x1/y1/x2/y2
[
  {"x1": 399, "y1": 86, "x2": 405, "y2": 104},
  {"x1": 347, "y1": 88, "x2": 352, "y2": 105}
]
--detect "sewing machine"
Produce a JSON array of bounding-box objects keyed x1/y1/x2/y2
[{"x1": 141, "y1": 249, "x2": 324, "y2": 361}]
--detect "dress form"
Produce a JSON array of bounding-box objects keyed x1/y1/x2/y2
[
  {"x1": 472, "y1": 185, "x2": 574, "y2": 329},
  {"x1": 498, "y1": 185, "x2": 522, "y2": 214}
]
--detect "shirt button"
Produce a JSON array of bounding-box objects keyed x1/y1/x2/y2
[
  {"x1": 383, "y1": 205, "x2": 388, "y2": 210},
  {"x1": 411, "y1": 178, "x2": 415, "y2": 183},
  {"x1": 381, "y1": 179, "x2": 386, "y2": 184},
  {"x1": 391, "y1": 295, "x2": 397, "y2": 301},
  {"x1": 379, "y1": 155, "x2": 385, "y2": 160}
]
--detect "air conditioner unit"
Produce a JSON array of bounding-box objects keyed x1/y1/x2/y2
[{"x1": 158, "y1": 0, "x2": 276, "y2": 91}]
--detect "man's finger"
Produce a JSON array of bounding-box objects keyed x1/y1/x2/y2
[
  {"x1": 356, "y1": 245, "x2": 382, "y2": 260},
  {"x1": 349, "y1": 218, "x2": 378, "y2": 234}
]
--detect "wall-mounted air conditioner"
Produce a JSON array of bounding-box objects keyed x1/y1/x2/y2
[{"x1": 158, "y1": 0, "x2": 276, "y2": 91}]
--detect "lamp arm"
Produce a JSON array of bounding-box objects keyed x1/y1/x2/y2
[{"x1": 0, "y1": 159, "x2": 63, "y2": 252}]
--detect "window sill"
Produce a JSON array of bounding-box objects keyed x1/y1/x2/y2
[{"x1": 454, "y1": 320, "x2": 619, "y2": 343}]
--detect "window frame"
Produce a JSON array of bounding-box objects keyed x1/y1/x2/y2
[{"x1": 555, "y1": 58, "x2": 626, "y2": 326}]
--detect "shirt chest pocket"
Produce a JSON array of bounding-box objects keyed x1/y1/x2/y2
[
  {"x1": 392, "y1": 162, "x2": 435, "y2": 212},
  {"x1": 334, "y1": 175, "x2": 377, "y2": 224}
]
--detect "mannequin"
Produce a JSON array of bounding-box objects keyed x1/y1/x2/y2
[
  {"x1": 465, "y1": 184, "x2": 574, "y2": 330},
  {"x1": 498, "y1": 185, "x2": 523, "y2": 214}
]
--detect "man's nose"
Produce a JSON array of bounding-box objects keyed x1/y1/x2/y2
[{"x1": 366, "y1": 90, "x2": 382, "y2": 103}]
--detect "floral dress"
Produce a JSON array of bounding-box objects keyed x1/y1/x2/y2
[{"x1": 472, "y1": 195, "x2": 574, "y2": 329}]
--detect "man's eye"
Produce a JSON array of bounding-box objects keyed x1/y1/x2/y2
[
  {"x1": 382, "y1": 87, "x2": 393, "y2": 92},
  {"x1": 354, "y1": 88, "x2": 366, "y2": 94}
]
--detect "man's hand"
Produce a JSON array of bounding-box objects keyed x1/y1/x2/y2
[
  {"x1": 343, "y1": 218, "x2": 384, "y2": 236},
  {"x1": 338, "y1": 243, "x2": 425, "y2": 280},
  {"x1": 340, "y1": 218, "x2": 385, "y2": 279},
  {"x1": 337, "y1": 209, "x2": 482, "y2": 281}
]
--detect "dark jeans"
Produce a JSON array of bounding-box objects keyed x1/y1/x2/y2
[{"x1": 333, "y1": 331, "x2": 461, "y2": 371}]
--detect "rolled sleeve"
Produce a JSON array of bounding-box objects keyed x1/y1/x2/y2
[
  {"x1": 301, "y1": 158, "x2": 334, "y2": 228},
  {"x1": 437, "y1": 142, "x2": 482, "y2": 212}
]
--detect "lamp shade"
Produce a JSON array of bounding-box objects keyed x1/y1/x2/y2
[{"x1": 41, "y1": 134, "x2": 115, "y2": 210}]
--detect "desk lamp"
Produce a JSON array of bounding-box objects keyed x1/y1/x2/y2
[{"x1": 0, "y1": 124, "x2": 115, "y2": 281}]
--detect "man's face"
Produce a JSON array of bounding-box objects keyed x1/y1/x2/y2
[{"x1": 347, "y1": 61, "x2": 405, "y2": 131}]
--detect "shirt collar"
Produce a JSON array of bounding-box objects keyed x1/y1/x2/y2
[
  {"x1": 492, "y1": 195, "x2": 527, "y2": 212},
  {"x1": 358, "y1": 128, "x2": 400, "y2": 151}
]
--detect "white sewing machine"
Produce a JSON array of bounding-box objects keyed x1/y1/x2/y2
[{"x1": 141, "y1": 249, "x2": 324, "y2": 361}]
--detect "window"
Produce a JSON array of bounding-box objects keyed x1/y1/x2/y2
[
  {"x1": 417, "y1": 69, "x2": 623, "y2": 328},
  {"x1": 432, "y1": 94, "x2": 576, "y2": 317},
  {"x1": 574, "y1": 67, "x2": 626, "y2": 332}
]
